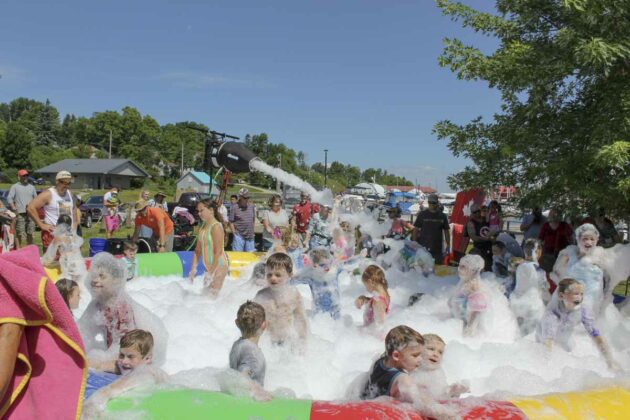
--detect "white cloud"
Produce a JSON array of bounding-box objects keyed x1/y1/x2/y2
[{"x1": 155, "y1": 71, "x2": 273, "y2": 89}]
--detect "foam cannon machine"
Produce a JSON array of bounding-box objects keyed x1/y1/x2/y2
[{"x1": 186, "y1": 126, "x2": 261, "y2": 203}]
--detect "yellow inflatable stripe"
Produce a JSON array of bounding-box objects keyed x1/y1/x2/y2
[
  {"x1": 45, "y1": 267, "x2": 61, "y2": 283},
  {"x1": 511, "y1": 386, "x2": 630, "y2": 420}
]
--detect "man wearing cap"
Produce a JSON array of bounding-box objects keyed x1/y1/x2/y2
[
  {"x1": 413, "y1": 193, "x2": 451, "y2": 265},
  {"x1": 131, "y1": 199, "x2": 174, "y2": 252},
  {"x1": 228, "y1": 188, "x2": 256, "y2": 252},
  {"x1": 291, "y1": 192, "x2": 319, "y2": 247},
  {"x1": 27, "y1": 170, "x2": 81, "y2": 252},
  {"x1": 149, "y1": 191, "x2": 169, "y2": 213},
  {"x1": 7, "y1": 170, "x2": 37, "y2": 248}
]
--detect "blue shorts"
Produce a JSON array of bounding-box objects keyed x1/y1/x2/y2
[
  {"x1": 85, "y1": 370, "x2": 118, "y2": 399},
  {"x1": 232, "y1": 234, "x2": 255, "y2": 252}
]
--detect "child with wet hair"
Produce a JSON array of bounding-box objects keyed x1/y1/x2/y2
[
  {"x1": 283, "y1": 229, "x2": 305, "y2": 271},
  {"x1": 55, "y1": 277, "x2": 80, "y2": 312},
  {"x1": 228, "y1": 301, "x2": 272, "y2": 401},
  {"x1": 292, "y1": 247, "x2": 341, "y2": 319},
  {"x1": 510, "y1": 239, "x2": 549, "y2": 335},
  {"x1": 355, "y1": 265, "x2": 391, "y2": 327},
  {"x1": 122, "y1": 240, "x2": 138, "y2": 282},
  {"x1": 84, "y1": 329, "x2": 168, "y2": 416},
  {"x1": 536, "y1": 278, "x2": 617, "y2": 369},
  {"x1": 253, "y1": 253, "x2": 309, "y2": 351},
  {"x1": 79, "y1": 252, "x2": 168, "y2": 366},
  {"x1": 448, "y1": 254, "x2": 488, "y2": 336},
  {"x1": 361, "y1": 326, "x2": 458, "y2": 418},
  {"x1": 411, "y1": 334, "x2": 469, "y2": 399}
]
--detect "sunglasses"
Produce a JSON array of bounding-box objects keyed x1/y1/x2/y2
[{"x1": 59, "y1": 180, "x2": 71, "y2": 186}]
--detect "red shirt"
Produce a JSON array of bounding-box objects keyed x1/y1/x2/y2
[
  {"x1": 539, "y1": 221, "x2": 573, "y2": 256},
  {"x1": 292, "y1": 202, "x2": 319, "y2": 233},
  {"x1": 135, "y1": 207, "x2": 174, "y2": 235}
]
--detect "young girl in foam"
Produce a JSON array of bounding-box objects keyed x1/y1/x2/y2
[
  {"x1": 355, "y1": 265, "x2": 391, "y2": 327},
  {"x1": 510, "y1": 239, "x2": 550, "y2": 335},
  {"x1": 78, "y1": 252, "x2": 168, "y2": 367},
  {"x1": 449, "y1": 254, "x2": 518, "y2": 340},
  {"x1": 41, "y1": 215, "x2": 87, "y2": 286},
  {"x1": 552, "y1": 223, "x2": 606, "y2": 315}
]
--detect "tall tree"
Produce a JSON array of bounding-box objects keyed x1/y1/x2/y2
[
  {"x1": 0, "y1": 122, "x2": 36, "y2": 169},
  {"x1": 433, "y1": 0, "x2": 630, "y2": 217}
]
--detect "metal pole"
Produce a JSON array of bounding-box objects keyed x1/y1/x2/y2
[
  {"x1": 109, "y1": 129, "x2": 112, "y2": 159},
  {"x1": 181, "y1": 142, "x2": 184, "y2": 175},
  {"x1": 324, "y1": 149, "x2": 328, "y2": 187},
  {"x1": 276, "y1": 153, "x2": 281, "y2": 192}
]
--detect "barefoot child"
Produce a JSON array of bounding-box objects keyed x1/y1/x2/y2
[
  {"x1": 536, "y1": 278, "x2": 617, "y2": 369},
  {"x1": 293, "y1": 248, "x2": 341, "y2": 319},
  {"x1": 253, "y1": 253, "x2": 309, "y2": 351},
  {"x1": 448, "y1": 254, "x2": 488, "y2": 336},
  {"x1": 355, "y1": 265, "x2": 391, "y2": 327},
  {"x1": 411, "y1": 334, "x2": 469, "y2": 399},
  {"x1": 229, "y1": 301, "x2": 272, "y2": 401}
]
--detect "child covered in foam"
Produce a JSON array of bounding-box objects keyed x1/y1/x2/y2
[
  {"x1": 253, "y1": 253, "x2": 309, "y2": 352},
  {"x1": 536, "y1": 278, "x2": 617, "y2": 369},
  {"x1": 41, "y1": 214, "x2": 87, "y2": 285},
  {"x1": 510, "y1": 239, "x2": 549, "y2": 335},
  {"x1": 355, "y1": 264, "x2": 391, "y2": 328},
  {"x1": 411, "y1": 334, "x2": 469, "y2": 400},
  {"x1": 292, "y1": 248, "x2": 341, "y2": 319},
  {"x1": 83, "y1": 329, "x2": 168, "y2": 417},
  {"x1": 448, "y1": 254, "x2": 518, "y2": 340},
  {"x1": 397, "y1": 240, "x2": 434, "y2": 276},
  {"x1": 79, "y1": 252, "x2": 168, "y2": 366}
]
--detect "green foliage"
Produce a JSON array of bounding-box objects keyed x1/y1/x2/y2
[
  {"x1": 434, "y1": 0, "x2": 630, "y2": 217},
  {"x1": 1, "y1": 121, "x2": 35, "y2": 169}
]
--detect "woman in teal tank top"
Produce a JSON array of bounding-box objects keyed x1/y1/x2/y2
[{"x1": 190, "y1": 199, "x2": 229, "y2": 298}]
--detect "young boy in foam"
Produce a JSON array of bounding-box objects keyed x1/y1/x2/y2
[
  {"x1": 510, "y1": 239, "x2": 549, "y2": 335},
  {"x1": 292, "y1": 247, "x2": 341, "y2": 319},
  {"x1": 361, "y1": 326, "x2": 458, "y2": 419},
  {"x1": 411, "y1": 334, "x2": 469, "y2": 400},
  {"x1": 253, "y1": 253, "x2": 309, "y2": 352},
  {"x1": 228, "y1": 301, "x2": 272, "y2": 401},
  {"x1": 84, "y1": 330, "x2": 168, "y2": 416},
  {"x1": 536, "y1": 278, "x2": 617, "y2": 369}
]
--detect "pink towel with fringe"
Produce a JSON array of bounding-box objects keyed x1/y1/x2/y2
[{"x1": 0, "y1": 245, "x2": 87, "y2": 420}]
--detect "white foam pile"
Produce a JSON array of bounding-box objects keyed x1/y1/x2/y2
[{"x1": 77, "y1": 259, "x2": 630, "y2": 402}]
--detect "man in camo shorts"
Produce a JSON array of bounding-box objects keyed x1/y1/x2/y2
[{"x1": 8, "y1": 169, "x2": 37, "y2": 248}]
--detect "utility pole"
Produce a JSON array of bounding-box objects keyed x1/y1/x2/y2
[
  {"x1": 181, "y1": 142, "x2": 184, "y2": 175},
  {"x1": 324, "y1": 149, "x2": 328, "y2": 187},
  {"x1": 108, "y1": 129, "x2": 112, "y2": 159}
]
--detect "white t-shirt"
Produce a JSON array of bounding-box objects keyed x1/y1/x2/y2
[{"x1": 262, "y1": 208, "x2": 289, "y2": 241}]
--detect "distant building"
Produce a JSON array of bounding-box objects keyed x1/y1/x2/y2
[
  {"x1": 36, "y1": 159, "x2": 149, "y2": 189},
  {"x1": 349, "y1": 182, "x2": 386, "y2": 199},
  {"x1": 176, "y1": 170, "x2": 219, "y2": 197},
  {"x1": 386, "y1": 185, "x2": 437, "y2": 194}
]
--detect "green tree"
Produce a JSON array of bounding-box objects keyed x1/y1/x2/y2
[
  {"x1": 1, "y1": 122, "x2": 35, "y2": 169},
  {"x1": 433, "y1": 0, "x2": 630, "y2": 217}
]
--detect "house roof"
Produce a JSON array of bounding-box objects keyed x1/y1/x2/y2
[
  {"x1": 176, "y1": 171, "x2": 217, "y2": 185},
  {"x1": 36, "y1": 159, "x2": 149, "y2": 177}
]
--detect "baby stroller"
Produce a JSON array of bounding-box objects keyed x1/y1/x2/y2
[{"x1": 171, "y1": 207, "x2": 196, "y2": 251}]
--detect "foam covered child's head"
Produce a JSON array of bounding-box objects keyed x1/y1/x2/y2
[
  {"x1": 117, "y1": 329, "x2": 154, "y2": 375},
  {"x1": 385, "y1": 325, "x2": 425, "y2": 373},
  {"x1": 523, "y1": 238, "x2": 542, "y2": 262},
  {"x1": 362, "y1": 265, "x2": 389, "y2": 293},
  {"x1": 265, "y1": 252, "x2": 293, "y2": 287},
  {"x1": 421, "y1": 334, "x2": 445, "y2": 370},
  {"x1": 235, "y1": 301, "x2": 267, "y2": 338},
  {"x1": 310, "y1": 248, "x2": 332, "y2": 273},
  {"x1": 457, "y1": 254, "x2": 484, "y2": 281},
  {"x1": 88, "y1": 252, "x2": 127, "y2": 300},
  {"x1": 558, "y1": 278, "x2": 584, "y2": 311}
]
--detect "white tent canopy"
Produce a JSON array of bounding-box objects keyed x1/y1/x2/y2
[{"x1": 350, "y1": 182, "x2": 386, "y2": 199}]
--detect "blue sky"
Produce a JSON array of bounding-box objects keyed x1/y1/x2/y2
[{"x1": 0, "y1": 0, "x2": 501, "y2": 191}]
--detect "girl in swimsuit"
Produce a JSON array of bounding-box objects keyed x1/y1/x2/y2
[
  {"x1": 190, "y1": 199, "x2": 229, "y2": 298},
  {"x1": 355, "y1": 265, "x2": 391, "y2": 326}
]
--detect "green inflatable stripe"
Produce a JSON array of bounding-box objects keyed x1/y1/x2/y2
[
  {"x1": 136, "y1": 252, "x2": 183, "y2": 277},
  {"x1": 107, "y1": 389, "x2": 313, "y2": 420}
]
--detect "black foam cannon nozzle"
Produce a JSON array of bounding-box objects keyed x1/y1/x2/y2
[{"x1": 210, "y1": 141, "x2": 260, "y2": 173}]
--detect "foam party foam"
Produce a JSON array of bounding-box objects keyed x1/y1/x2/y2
[{"x1": 75, "y1": 252, "x2": 630, "y2": 405}]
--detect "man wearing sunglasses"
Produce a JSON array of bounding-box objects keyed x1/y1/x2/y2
[{"x1": 27, "y1": 170, "x2": 80, "y2": 252}]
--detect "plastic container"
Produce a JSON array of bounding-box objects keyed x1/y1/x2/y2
[{"x1": 88, "y1": 238, "x2": 107, "y2": 257}]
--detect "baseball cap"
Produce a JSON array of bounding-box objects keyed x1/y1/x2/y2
[
  {"x1": 55, "y1": 170, "x2": 72, "y2": 181},
  {"x1": 17, "y1": 169, "x2": 29, "y2": 177},
  {"x1": 427, "y1": 193, "x2": 439, "y2": 203},
  {"x1": 238, "y1": 188, "x2": 250, "y2": 198},
  {"x1": 134, "y1": 199, "x2": 149, "y2": 211},
  {"x1": 155, "y1": 191, "x2": 167, "y2": 197}
]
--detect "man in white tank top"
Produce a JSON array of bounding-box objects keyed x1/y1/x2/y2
[{"x1": 27, "y1": 170, "x2": 80, "y2": 252}]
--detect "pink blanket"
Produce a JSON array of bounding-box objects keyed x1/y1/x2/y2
[{"x1": 0, "y1": 246, "x2": 87, "y2": 420}]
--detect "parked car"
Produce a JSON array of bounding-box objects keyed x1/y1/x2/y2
[
  {"x1": 80, "y1": 195, "x2": 104, "y2": 228},
  {"x1": 168, "y1": 192, "x2": 211, "y2": 219}
]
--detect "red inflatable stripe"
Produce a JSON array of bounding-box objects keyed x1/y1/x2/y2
[{"x1": 311, "y1": 399, "x2": 527, "y2": 419}]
